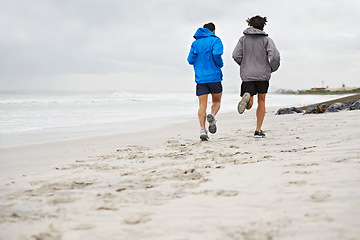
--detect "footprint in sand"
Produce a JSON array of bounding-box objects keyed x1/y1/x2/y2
[
  {"x1": 288, "y1": 180, "x2": 307, "y2": 186},
  {"x1": 123, "y1": 213, "x2": 153, "y2": 225},
  {"x1": 216, "y1": 190, "x2": 239, "y2": 197},
  {"x1": 173, "y1": 169, "x2": 203, "y2": 181},
  {"x1": 194, "y1": 189, "x2": 238, "y2": 197},
  {"x1": 48, "y1": 196, "x2": 77, "y2": 205},
  {"x1": 71, "y1": 224, "x2": 96, "y2": 230},
  {"x1": 310, "y1": 191, "x2": 331, "y2": 202},
  {"x1": 304, "y1": 212, "x2": 334, "y2": 222},
  {"x1": 295, "y1": 170, "x2": 312, "y2": 174},
  {"x1": 31, "y1": 232, "x2": 61, "y2": 240}
]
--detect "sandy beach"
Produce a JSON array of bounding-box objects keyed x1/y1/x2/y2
[{"x1": 1, "y1": 107, "x2": 360, "y2": 240}]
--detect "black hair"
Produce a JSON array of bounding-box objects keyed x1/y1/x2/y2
[
  {"x1": 203, "y1": 22, "x2": 215, "y2": 32},
  {"x1": 246, "y1": 15, "x2": 267, "y2": 30}
]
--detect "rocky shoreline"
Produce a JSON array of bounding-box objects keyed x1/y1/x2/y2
[{"x1": 276, "y1": 94, "x2": 360, "y2": 115}]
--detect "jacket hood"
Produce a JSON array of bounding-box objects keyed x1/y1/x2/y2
[
  {"x1": 243, "y1": 26, "x2": 268, "y2": 36},
  {"x1": 193, "y1": 28, "x2": 216, "y2": 40}
]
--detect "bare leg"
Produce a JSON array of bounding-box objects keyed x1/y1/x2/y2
[
  {"x1": 211, "y1": 92, "x2": 222, "y2": 116},
  {"x1": 256, "y1": 93, "x2": 266, "y2": 131},
  {"x1": 198, "y1": 94, "x2": 208, "y2": 130},
  {"x1": 246, "y1": 96, "x2": 254, "y2": 110}
]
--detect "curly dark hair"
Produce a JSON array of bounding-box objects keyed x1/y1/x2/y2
[
  {"x1": 246, "y1": 15, "x2": 267, "y2": 30},
  {"x1": 203, "y1": 22, "x2": 215, "y2": 32}
]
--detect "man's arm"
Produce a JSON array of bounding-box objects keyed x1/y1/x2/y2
[
  {"x1": 212, "y1": 38, "x2": 224, "y2": 68},
  {"x1": 232, "y1": 38, "x2": 243, "y2": 66},
  {"x1": 267, "y1": 38, "x2": 280, "y2": 72},
  {"x1": 187, "y1": 44, "x2": 196, "y2": 65}
]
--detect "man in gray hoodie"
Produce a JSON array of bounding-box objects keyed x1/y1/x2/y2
[{"x1": 232, "y1": 15, "x2": 280, "y2": 138}]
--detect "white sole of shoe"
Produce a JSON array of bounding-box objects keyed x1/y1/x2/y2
[{"x1": 238, "y1": 92, "x2": 251, "y2": 114}]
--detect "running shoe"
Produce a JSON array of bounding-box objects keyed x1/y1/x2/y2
[
  {"x1": 238, "y1": 92, "x2": 251, "y2": 114},
  {"x1": 206, "y1": 113, "x2": 217, "y2": 134},
  {"x1": 200, "y1": 129, "x2": 209, "y2": 141},
  {"x1": 254, "y1": 130, "x2": 266, "y2": 138}
]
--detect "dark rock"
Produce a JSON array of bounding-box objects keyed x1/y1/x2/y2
[
  {"x1": 276, "y1": 107, "x2": 304, "y2": 115},
  {"x1": 344, "y1": 101, "x2": 354, "y2": 108},
  {"x1": 276, "y1": 108, "x2": 296, "y2": 115},
  {"x1": 290, "y1": 107, "x2": 304, "y2": 113},
  {"x1": 319, "y1": 104, "x2": 329, "y2": 112},
  {"x1": 305, "y1": 106, "x2": 317, "y2": 114},
  {"x1": 305, "y1": 104, "x2": 329, "y2": 114},
  {"x1": 348, "y1": 99, "x2": 360, "y2": 110},
  {"x1": 325, "y1": 107, "x2": 341, "y2": 112},
  {"x1": 325, "y1": 102, "x2": 345, "y2": 112}
]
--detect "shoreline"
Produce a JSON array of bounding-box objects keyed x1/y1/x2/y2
[
  {"x1": 0, "y1": 114, "x2": 195, "y2": 149},
  {"x1": 0, "y1": 107, "x2": 271, "y2": 180},
  {"x1": 1, "y1": 93, "x2": 350, "y2": 148},
  {"x1": 0, "y1": 113, "x2": 198, "y2": 181},
  {"x1": 1, "y1": 107, "x2": 360, "y2": 239}
]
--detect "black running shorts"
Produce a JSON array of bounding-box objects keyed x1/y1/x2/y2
[
  {"x1": 196, "y1": 82, "x2": 223, "y2": 96},
  {"x1": 241, "y1": 81, "x2": 269, "y2": 97}
]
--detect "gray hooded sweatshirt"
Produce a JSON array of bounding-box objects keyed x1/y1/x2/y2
[{"x1": 232, "y1": 27, "x2": 280, "y2": 82}]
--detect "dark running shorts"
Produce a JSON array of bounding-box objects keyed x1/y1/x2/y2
[
  {"x1": 196, "y1": 82, "x2": 223, "y2": 96},
  {"x1": 241, "y1": 81, "x2": 269, "y2": 96}
]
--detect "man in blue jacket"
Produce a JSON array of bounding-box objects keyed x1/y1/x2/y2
[{"x1": 187, "y1": 22, "x2": 224, "y2": 141}]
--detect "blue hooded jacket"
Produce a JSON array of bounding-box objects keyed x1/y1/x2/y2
[{"x1": 187, "y1": 28, "x2": 224, "y2": 84}]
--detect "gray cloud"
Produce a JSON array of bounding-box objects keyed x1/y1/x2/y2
[{"x1": 0, "y1": 0, "x2": 359, "y2": 92}]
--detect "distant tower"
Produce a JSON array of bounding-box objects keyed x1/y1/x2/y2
[{"x1": 321, "y1": 80, "x2": 324, "y2": 88}]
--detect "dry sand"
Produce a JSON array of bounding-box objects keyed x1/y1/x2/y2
[{"x1": 0, "y1": 108, "x2": 360, "y2": 240}]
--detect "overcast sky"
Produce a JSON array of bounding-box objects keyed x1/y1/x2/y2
[{"x1": 0, "y1": 0, "x2": 359, "y2": 92}]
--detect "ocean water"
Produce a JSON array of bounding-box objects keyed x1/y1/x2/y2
[
  {"x1": 0, "y1": 91, "x2": 197, "y2": 134},
  {"x1": 0, "y1": 91, "x2": 344, "y2": 147}
]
